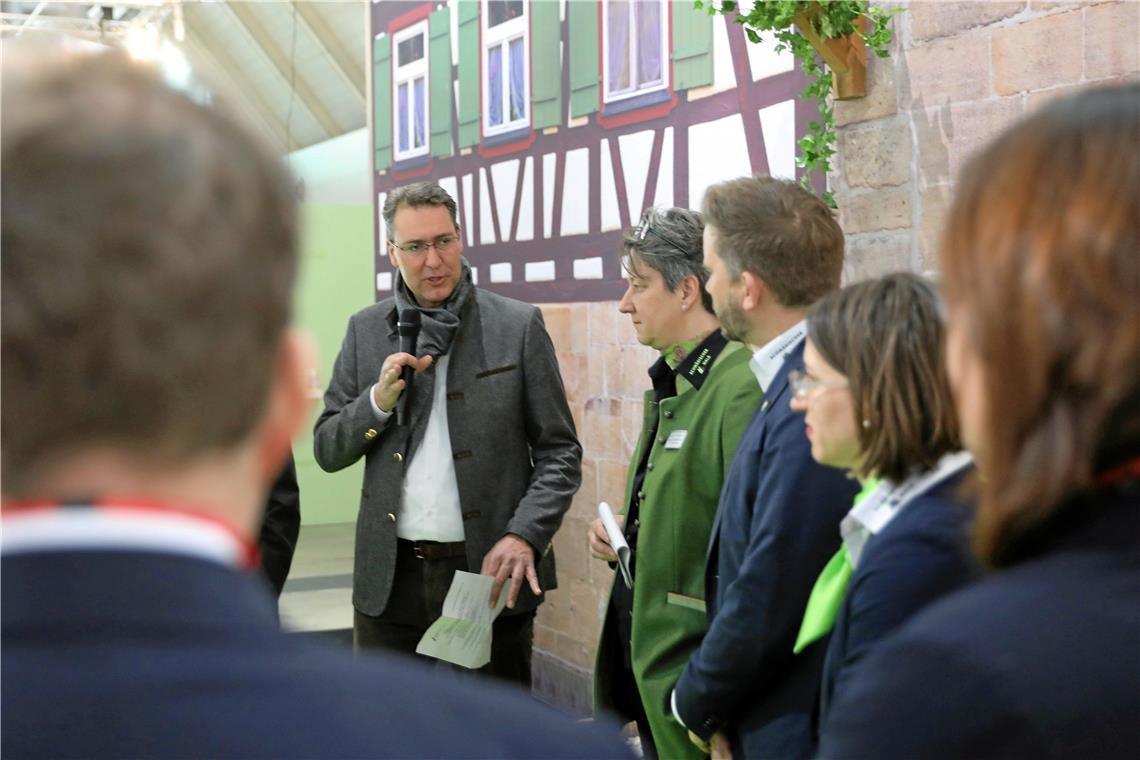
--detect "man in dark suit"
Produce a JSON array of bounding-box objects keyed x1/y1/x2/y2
[
  {"x1": 0, "y1": 49, "x2": 625, "y2": 760},
  {"x1": 669, "y1": 177, "x2": 858, "y2": 759},
  {"x1": 314, "y1": 181, "x2": 581, "y2": 685},
  {"x1": 259, "y1": 454, "x2": 301, "y2": 598}
]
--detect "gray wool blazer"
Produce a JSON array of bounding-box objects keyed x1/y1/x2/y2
[{"x1": 313, "y1": 287, "x2": 582, "y2": 617}]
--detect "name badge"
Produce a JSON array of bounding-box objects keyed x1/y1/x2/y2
[{"x1": 664, "y1": 430, "x2": 688, "y2": 449}]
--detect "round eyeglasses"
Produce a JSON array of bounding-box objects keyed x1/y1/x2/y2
[{"x1": 788, "y1": 369, "x2": 850, "y2": 399}]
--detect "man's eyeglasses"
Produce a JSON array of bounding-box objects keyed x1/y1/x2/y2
[
  {"x1": 788, "y1": 369, "x2": 850, "y2": 399},
  {"x1": 390, "y1": 234, "x2": 460, "y2": 256}
]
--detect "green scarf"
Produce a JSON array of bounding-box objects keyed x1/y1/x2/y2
[{"x1": 792, "y1": 477, "x2": 881, "y2": 654}]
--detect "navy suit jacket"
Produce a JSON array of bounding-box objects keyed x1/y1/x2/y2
[
  {"x1": 819, "y1": 483, "x2": 1140, "y2": 759},
  {"x1": 816, "y1": 469, "x2": 979, "y2": 736},
  {"x1": 673, "y1": 341, "x2": 858, "y2": 759},
  {"x1": 1, "y1": 548, "x2": 628, "y2": 759}
]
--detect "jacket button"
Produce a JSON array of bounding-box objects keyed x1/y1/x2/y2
[
  {"x1": 637, "y1": 490, "x2": 645, "y2": 500},
  {"x1": 663, "y1": 410, "x2": 674, "y2": 419},
  {"x1": 646, "y1": 462, "x2": 655, "y2": 471},
  {"x1": 658, "y1": 436, "x2": 666, "y2": 445},
  {"x1": 364, "y1": 428, "x2": 378, "y2": 440},
  {"x1": 387, "y1": 512, "x2": 396, "y2": 523},
  {"x1": 393, "y1": 452, "x2": 404, "y2": 463}
]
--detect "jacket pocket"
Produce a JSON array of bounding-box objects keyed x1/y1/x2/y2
[
  {"x1": 666, "y1": 592, "x2": 706, "y2": 613},
  {"x1": 475, "y1": 364, "x2": 518, "y2": 379}
]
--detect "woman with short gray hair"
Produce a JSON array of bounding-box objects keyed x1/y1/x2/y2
[{"x1": 589, "y1": 207, "x2": 763, "y2": 759}]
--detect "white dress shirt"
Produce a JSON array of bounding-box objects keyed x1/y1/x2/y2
[
  {"x1": 749, "y1": 320, "x2": 807, "y2": 393},
  {"x1": 370, "y1": 354, "x2": 465, "y2": 542}
]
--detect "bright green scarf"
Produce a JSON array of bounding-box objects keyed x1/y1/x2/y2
[{"x1": 792, "y1": 478, "x2": 881, "y2": 654}]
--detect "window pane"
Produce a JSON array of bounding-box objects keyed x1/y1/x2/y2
[
  {"x1": 637, "y1": 1, "x2": 663, "y2": 87},
  {"x1": 414, "y1": 77, "x2": 425, "y2": 148},
  {"x1": 488, "y1": 0, "x2": 524, "y2": 28},
  {"x1": 607, "y1": 0, "x2": 631, "y2": 93},
  {"x1": 397, "y1": 33, "x2": 424, "y2": 66},
  {"x1": 509, "y1": 37, "x2": 526, "y2": 123},
  {"x1": 487, "y1": 44, "x2": 503, "y2": 127},
  {"x1": 398, "y1": 82, "x2": 409, "y2": 152}
]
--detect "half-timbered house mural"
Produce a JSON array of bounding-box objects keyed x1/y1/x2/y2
[{"x1": 369, "y1": 0, "x2": 813, "y2": 304}]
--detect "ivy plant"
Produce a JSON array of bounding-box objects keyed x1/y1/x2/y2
[{"x1": 696, "y1": 0, "x2": 902, "y2": 207}]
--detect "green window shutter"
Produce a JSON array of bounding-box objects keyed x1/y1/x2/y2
[
  {"x1": 530, "y1": 0, "x2": 561, "y2": 129},
  {"x1": 672, "y1": 0, "x2": 713, "y2": 91},
  {"x1": 457, "y1": 1, "x2": 480, "y2": 149},
  {"x1": 373, "y1": 33, "x2": 392, "y2": 170},
  {"x1": 430, "y1": 7, "x2": 452, "y2": 158},
  {"x1": 568, "y1": 0, "x2": 599, "y2": 118}
]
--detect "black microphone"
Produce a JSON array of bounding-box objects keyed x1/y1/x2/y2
[{"x1": 395, "y1": 308, "x2": 421, "y2": 427}]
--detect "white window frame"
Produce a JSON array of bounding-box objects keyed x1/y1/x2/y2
[
  {"x1": 602, "y1": 0, "x2": 670, "y2": 105},
  {"x1": 481, "y1": 0, "x2": 529, "y2": 138},
  {"x1": 392, "y1": 20, "x2": 430, "y2": 162}
]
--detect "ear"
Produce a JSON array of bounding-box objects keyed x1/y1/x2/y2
[
  {"x1": 679, "y1": 273, "x2": 700, "y2": 307},
  {"x1": 386, "y1": 241, "x2": 399, "y2": 269},
  {"x1": 739, "y1": 270, "x2": 767, "y2": 312},
  {"x1": 254, "y1": 328, "x2": 316, "y2": 484}
]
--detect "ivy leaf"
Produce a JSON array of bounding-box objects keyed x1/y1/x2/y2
[
  {"x1": 746, "y1": 27, "x2": 762, "y2": 44},
  {"x1": 721, "y1": 0, "x2": 737, "y2": 12}
]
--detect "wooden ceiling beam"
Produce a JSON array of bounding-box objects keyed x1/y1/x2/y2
[
  {"x1": 181, "y1": 14, "x2": 299, "y2": 152},
  {"x1": 293, "y1": 0, "x2": 366, "y2": 105},
  {"x1": 224, "y1": 0, "x2": 344, "y2": 139}
]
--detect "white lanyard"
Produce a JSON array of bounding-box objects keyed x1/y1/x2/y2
[{"x1": 841, "y1": 451, "x2": 974, "y2": 568}]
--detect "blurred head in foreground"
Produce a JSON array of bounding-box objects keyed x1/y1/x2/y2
[
  {"x1": 1, "y1": 48, "x2": 309, "y2": 533},
  {"x1": 938, "y1": 83, "x2": 1140, "y2": 565}
]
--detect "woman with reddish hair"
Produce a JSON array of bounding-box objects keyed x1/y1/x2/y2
[{"x1": 819, "y1": 84, "x2": 1140, "y2": 758}]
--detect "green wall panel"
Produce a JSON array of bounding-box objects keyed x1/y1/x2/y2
[
  {"x1": 457, "y1": 1, "x2": 480, "y2": 149},
  {"x1": 430, "y1": 6, "x2": 453, "y2": 158},
  {"x1": 673, "y1": 0, "x2": 714, "y2": 91},
  {"x1": 568, "y1": 0, "x2": 599, "y2": 118},
  {"x1": 373, "y1": 34, "x2": 392, "y2": 170},
  {"x1": 531, "y1": 0, "x2": 562, "y2": 129},
  {"x1": 294, "y1": 203, "x2": 374, "y2": 525}
]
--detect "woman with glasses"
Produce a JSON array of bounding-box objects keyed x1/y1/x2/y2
[
  {"x1": 589, "y1": 207, "x2": 762, "y2": 760},
  {"x1": 819, "y1": 85, "x2": 1140, "y2": 758},
  {"x1": 787, "y1": 272, "x2": 977, "y2": 746}
]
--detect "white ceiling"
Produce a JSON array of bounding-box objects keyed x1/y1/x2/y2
[{"x1": 1, "y1": 1, "x2": 370, "y2": 152}]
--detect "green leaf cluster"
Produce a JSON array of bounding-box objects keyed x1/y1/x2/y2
[{"x1": 695, "y1": 0, "x2": 903, "y2": 208}]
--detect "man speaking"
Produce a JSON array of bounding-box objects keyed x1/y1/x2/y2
[{"x1": 314, "y1": 181, "x2": 582, "y2": 686}]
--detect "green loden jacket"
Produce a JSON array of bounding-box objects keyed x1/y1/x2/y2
[{"x1": 594, "y1": 336, "x2": 762, "y2": 759}]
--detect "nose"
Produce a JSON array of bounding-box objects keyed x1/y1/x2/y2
[
  {"x1": 618, "y1": 286, "x2": 635, "y2": 314},
  {"x1": 423, "y1": 244, "x2": 444, "y2": 269}
]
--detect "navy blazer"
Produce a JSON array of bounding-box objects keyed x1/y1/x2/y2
[
  {"x1": 673, "y1": 341, "x2": 859, "y2": 759},
  {"x1": 816, "y1": 469, "x2": 979, "y2": 737},
  {"x1": 819, "y1": 483, "x2": 1140, "y2": 759},
  {"x1": 1, "y1": 548, "x2": 628, "y2": 760}
]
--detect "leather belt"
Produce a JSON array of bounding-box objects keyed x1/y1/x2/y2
[{"x1": 397, "y1": 538, "x2": 467, "y2": 561}]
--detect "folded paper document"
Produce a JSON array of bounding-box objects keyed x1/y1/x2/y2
[
  {"x1": 415, "y1": 570, "x2": 509, "y2": 669},
  {"x1": 598, "y1": 501, "x2": 632, "y2": 589}
]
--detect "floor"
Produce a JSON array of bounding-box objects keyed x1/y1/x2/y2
[{"x1": 279, "y1": 522, "x2": 355, "y2": 636}]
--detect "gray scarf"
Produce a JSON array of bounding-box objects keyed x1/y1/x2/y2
[{"x1": 392, "y1": 258, "x2": 475, "y2": 459}]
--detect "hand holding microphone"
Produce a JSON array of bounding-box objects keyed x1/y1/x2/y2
[{"x1": 371, "y1": 309, "x2": 432, "y2": 422}]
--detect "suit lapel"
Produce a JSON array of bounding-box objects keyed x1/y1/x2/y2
[{"x1": 705, "y1": 340, "x2": 804, "y2": 568}]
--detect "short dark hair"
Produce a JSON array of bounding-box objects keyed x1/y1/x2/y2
[
  {"x1": 1, "y1": 51, "x2": 298, "y2": 496},
  {"x1": 382, "y1": 181, "x2": 458, "y2": 239},
  {"x1": 807, "y1": 272, "x2": 961, "y2": 482},
  {"x1": 702, "y1": 176, "x2": 844, "y2": 307},
  {"x1": 621, "y1": 207, "x2": 713, "y2": 314},
  {"x1": 940, "y1": 83, "x2": 1140, "y2": 566}
]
